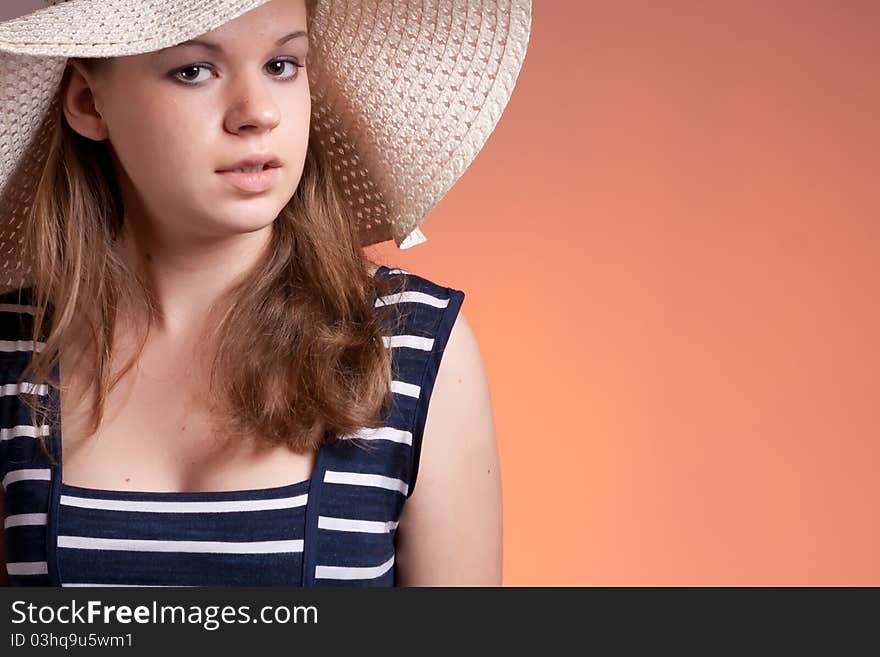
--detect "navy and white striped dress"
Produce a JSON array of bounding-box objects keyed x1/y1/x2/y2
[{"x1": 0, "y1": 265, "x2": 465, "y2": 586}]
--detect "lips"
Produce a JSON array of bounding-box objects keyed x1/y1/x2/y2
[
  {"x1": 225, "y1": 164, "x2": 272, "y2": 173},
  {"x1": 217, "y1": 166, "x2": 280, "y2": 193},
  {"x1": 217, "y1": 154, "x2": 282, "y2": 172}
]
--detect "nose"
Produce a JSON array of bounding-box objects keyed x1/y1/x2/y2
[{"x1": 223, "y1": 69, "x2": 282, "y2": 134}]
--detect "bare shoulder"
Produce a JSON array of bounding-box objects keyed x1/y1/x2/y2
[{"x1": 394, "y1": 310, "x2": 503, "y2": 586}]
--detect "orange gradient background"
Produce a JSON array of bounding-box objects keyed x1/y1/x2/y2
[{"x1": 369, "y1": 1, "x2": 880, "y2": 585}]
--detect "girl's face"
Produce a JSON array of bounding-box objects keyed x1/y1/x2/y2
[{"x1": 65, "y1": 0, "x2": 310, "y2": 245}]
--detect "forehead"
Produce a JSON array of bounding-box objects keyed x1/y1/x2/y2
[
  {"x1": 155, "y1": 0, "x2": 309, "y2": 55},
  {"x1": 157, "y1": 30, "x2": 308, "y2": 55}
]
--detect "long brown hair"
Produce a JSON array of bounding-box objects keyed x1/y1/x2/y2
[{"x1": 15, "y1": 12, "x2": 410, "y2": 466}]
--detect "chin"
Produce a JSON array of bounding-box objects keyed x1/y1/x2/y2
[
  {"x1": 214, "y1": 202, "x2": 281, "y2": 225},
  {"x1": 235, "y1": 216, "x2": 278, "y2": 234},
  {"x1": 198, "y1": 215, "x2": 273, "y2": 239}
]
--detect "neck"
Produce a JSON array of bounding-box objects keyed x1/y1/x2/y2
[{"x1": 113, "y1": 218, "x2": 274, "y2": 339}]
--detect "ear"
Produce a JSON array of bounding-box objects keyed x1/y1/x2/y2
[{"x1": 61, "y1": 59, "x2": 110, "y2": 142}]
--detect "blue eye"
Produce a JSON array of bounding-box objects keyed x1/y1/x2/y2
[{"x1": 171, "y1": 58, "x2": 304, "y2": 85}]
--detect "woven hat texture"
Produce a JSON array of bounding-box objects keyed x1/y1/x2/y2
[{"x1": 0, "y1": 0, "x2": 531, "y2": 291}]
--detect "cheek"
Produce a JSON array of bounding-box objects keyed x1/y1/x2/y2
[
  {"x1": 109, "y1": 99, "x2": 210, "y2": 182},
  {"x1": 289, "y1": 98, "x2": 312, "y2": 160}
]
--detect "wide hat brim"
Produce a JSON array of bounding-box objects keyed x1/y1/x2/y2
[{"x1": 0, "y1": 0, "x2": 530, "y2": 288}]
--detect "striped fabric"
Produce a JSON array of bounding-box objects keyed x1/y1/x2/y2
[{"x1": 0, "y1": 265, "x2": 465, "y2": 586}]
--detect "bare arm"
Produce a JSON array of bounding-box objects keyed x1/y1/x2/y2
[{"x1": 394, "y1": 311, "x2": 503, "y2": 586}]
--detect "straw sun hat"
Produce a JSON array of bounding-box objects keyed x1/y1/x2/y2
[{"x1": 0, "y1": 0, "x2": 531, "y2": 290}]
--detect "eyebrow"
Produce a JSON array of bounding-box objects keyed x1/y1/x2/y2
[{"x1": 165, "y1": 30, "x2": 308, "y2": 52}]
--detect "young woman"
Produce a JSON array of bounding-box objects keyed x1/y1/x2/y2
[{"x1": 0, "y1": 0, "x2": 530, "y2": 586}]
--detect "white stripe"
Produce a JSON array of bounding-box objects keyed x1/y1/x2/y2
[
  {"x1": 60, "y1": 493, "x2": 308, "y2": 514},
  {"x1": 382, "y1": 334, "x2": 434, "y2": 351},
  {"x1": 4, "y1": 513, "x2": 48, "y2": 528},
  {"x1": 0, "y1": 424, "x2": 51, "y2": 441},
  {"x1": 323, "y1": 470, "x2": 409, "y2": 496},
  {"x1": 6, "y1": 561, "x2": 49, "y2": 576},
  {"x1": 57, "y1": 535, "x2": 304, "y2": 554},
  {"x1": 315, "y1": 553, "x2": 395, "y2": 581},
  {"x1": 339, "y1": 426, "x2": 412, "y2": 446},
  {"x1": 62, "y1": 583, "x2": 198, "y2": 587},
  {"x1": 2, "y1": 468, "x2": 52, "y2": 489},
  {"x1": 375, "y1": 290, "x2": 450, "y2": 309},
  {"x1": 318, "y1": 516, "x2": 399, "y2": 534},
  {"x1": 391, "y1": 379, "x2": 420, "y2": 398},
  {"x1": 0, "y1": 339, "x2": 45, "y2": 353},
  {"x1": 0, "y1": 302, "x2": 35, "y2": 315},
  {"x1": 385, "y1": 268, "x2": 411, "y2": 276},
  {"x1": 0, "y1": 382, "x2": 49, "y2": 397}
]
